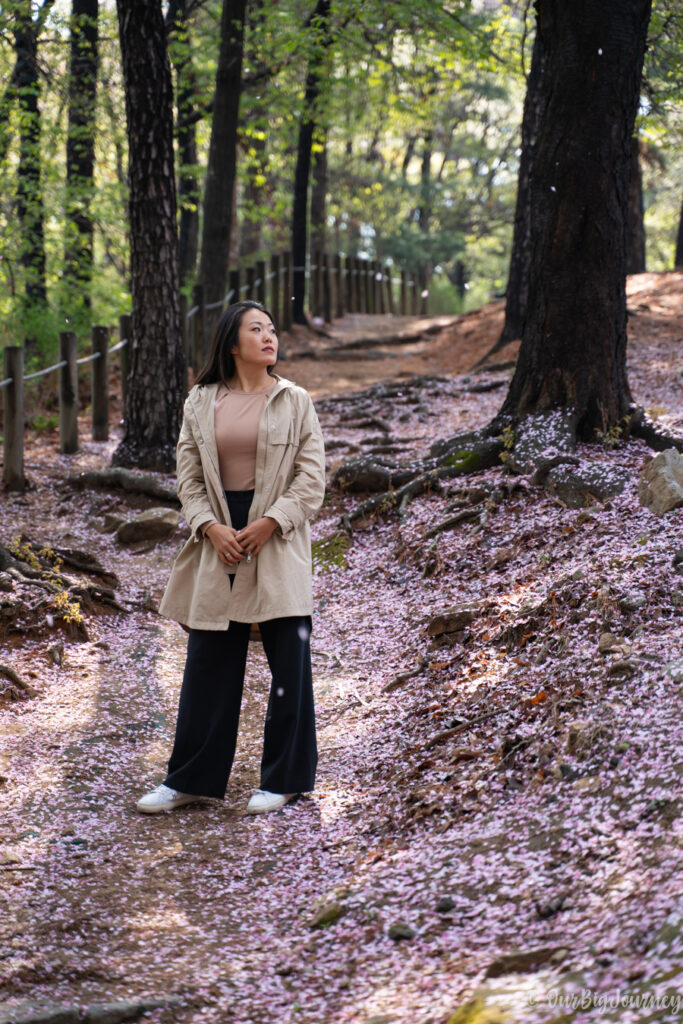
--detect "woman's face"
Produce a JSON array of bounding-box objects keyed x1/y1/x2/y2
[{"x1": 231, "y1": 308, "x2": 278, "y2": 370}]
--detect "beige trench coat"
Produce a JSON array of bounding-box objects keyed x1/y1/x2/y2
[{"x1": 158, "y1": 373, "x2": 326, "y2": 630}]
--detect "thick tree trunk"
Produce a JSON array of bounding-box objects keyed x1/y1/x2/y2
[
  {"x1": 113, "y1": 0, "x2": 185, "y2": 472},
  {"x1": 63, "y1": 0, "x2": 99, "y2": 317},
  {"x1": 625, "y1": 135, "x2": 646, "y2": 274},
  {"x1": 239, "y1": 0, "x2": 267, "y2": 261},
  {"x1": 310, "y1": 130, "x2": 328, "y2": 257},
  {"x1": 674, "y1": 200, "x2": 683, "y2": 269},
  {"x1": 496, "y1": 0, "x2": 652, "y2": 441},
  {"x1": 14, "y1": 4, "x2": 48, "y2": 313},
  {"x1": 291, "y1": 0, "x2": 331, "y2": 325},
  {"x1": 498, "y1": 28, "x2": 547, "y2": 347},
  {"x1": 167, "y1": 0, "x2": 200, "y2": 293},
  {"x1": 197, "y1": 0, "x2": 246, "y2": 341}
]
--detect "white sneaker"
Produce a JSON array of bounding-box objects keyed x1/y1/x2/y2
[
  {"x1": 136, "y1": 784, "x2": 199, "y2": 814},
  {"x1": 246, "y1": 789, "x2": 295, "y2": 814}
]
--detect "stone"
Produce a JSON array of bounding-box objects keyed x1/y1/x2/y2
[
  {"x1": 598, "y1": 632, "x2": 619, "y2": 653},
  {"x1": 427, "y1": 600, "x2": 486, "y2": 636},
  {"x1": 484, "y1": 945, "x2": 565, "y2": 979},
  {"x1": 116, "y1": 508, "x2": 180, "y2": 545},
  {"x1": 573, "y1": 776, "x2": 602, "y2": 794},
  {"x1": 100, "y1": 513, "x2": 127, "y2": 533},
  {"x1": 84, "y1": 999, "x2": 178, "y2": 1024},
  {"x1": 436, "y1": 895, "x2": 455, "y2": 913},
  {"x1": 308, "y1": 900, "x2": 345, "y2": 928},
  {"x1": 638, "y1": 448, "x2": 683, "y2": 514},
  {"x1": 0, "y1": 1009, "x2": 80, "y2": 1024},
  {"x1": 665, "y1": 658, "x2": 683, "y2": 684},
  {"x1": 619, "y1": 591, "x2": 647, "y2": 612},
  {"x1": 387, "y1": 920, "x2": 415, "y2": 940}
]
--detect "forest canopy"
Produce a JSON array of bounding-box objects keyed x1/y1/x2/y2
[{"x1": 0, "y1": 0, "x2": 681, "y2": 366}]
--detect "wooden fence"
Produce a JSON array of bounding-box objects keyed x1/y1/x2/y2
[{"x1": 1, "y1": 252, "x2": 425, "y2": 490}]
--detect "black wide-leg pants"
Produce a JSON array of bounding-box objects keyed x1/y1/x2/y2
[{"x1": 163, "y1": 489, "x2": 318, "y2": 799}]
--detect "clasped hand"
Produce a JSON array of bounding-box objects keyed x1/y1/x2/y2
[{"x1": 206, "y1": 517, "x2": 278, "y2": 566}]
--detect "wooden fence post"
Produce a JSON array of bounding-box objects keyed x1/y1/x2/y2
[
  {"x1": 229, "y1": 269, "x2": 240, "y2": 308},
  {"x1": 92, "y1": 325, "x2": 109, "y2": 441},
  {"x1": 322, "y1": 252, "x2": 332, "y2": 323},
  {"x1": 119, "y1": 314, "x2": 131, "y2": 420},
  {"x1": 411, "y1": 274, "x2": 418, "y2": 315},
  {"x1": 311, "y1": 249, "x2": 322, "y2": 317},
  {"x1": 346, "y1": 254, "x2": 355, "y2": 313},
  {"x1": 385, "y1": 263, "x2": 395, "y2": 315},
  {"x1": 364, "y1": 259, "x2": 373, "y2": 313},
  {"x1": 420, "y1": 270, "x2": 428, "y2": 315},
  {"x1": 3, "y1": 346, "x2": 24, "y2": 491},
  {"x1": 191, "y1": 283, "x2": 204, "y2": 372},
  {"x1": 245, "y1": 265, "x2": 255, "y2": 301},
  {"x1": 281, "y1": 251, "x2": 292, "y2": 331},
  {"x1": 334, "y1": 252, "x2": 344, "y2": 319},
  {"x1": 400, "y1": 270, "x2": 407, "y2": 315},
  {"x1": 59, "y1": 332, "x2": 78, "y2": 454},
  {"x1": 375, "y1": 260, "x2": 385, "y2": 314},
  {"x1": 270, "y1": 254, "x2": 280, "y2": 329},
  {"x1": 256, "y1": 259, "x2": 266, "y2": 305}
]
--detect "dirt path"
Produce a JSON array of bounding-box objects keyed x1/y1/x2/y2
[{"x1": 0, "y1": 275, "x2": 682, "y2": 1024}]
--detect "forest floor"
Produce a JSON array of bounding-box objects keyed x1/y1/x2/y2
[{"x1": 0, "y1": 272, "x2": 682, "y2": 1024}]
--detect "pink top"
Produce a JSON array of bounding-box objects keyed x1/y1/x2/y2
[{"x1": 200, "y1": 378, "x2": 278, "y2": 535}]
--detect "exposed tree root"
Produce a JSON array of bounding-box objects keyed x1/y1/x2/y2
[
  {"x1": 67, "y1": 467, "x2": 179, "y2": 505},
  {"x1": 628, "y1": 405, "x2": 683, "y2": 453},
  {"x1": 0, "y1": 663, "x2": 38, "y2": 698}
]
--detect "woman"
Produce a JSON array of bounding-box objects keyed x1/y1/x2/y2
[{"x1": 137, "y1": 300, "x2": 326, "y2": 815}]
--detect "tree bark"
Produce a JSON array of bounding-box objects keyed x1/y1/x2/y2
[
  {"x1": 625, "y1": 135, "x2": 646, "y2": 274},
  {"x1": 14, "y1": 2, "x2": 49, "y2": 314},
  {"x1": 63, "y1": 0, "x2": 99, "y2": 317},
  {"x1": 197, "y1": 0, "x2": 246, "y2": 341},
  {"x1": 310, "y1": 129, "x2": 328, "y2": 257},
  {"x1": 674, "y1": 199, "x2": 683, "y2": 269},
  {"x1": 166, "y1": 0, "x2": 200, "y2": 293},
  {"x1": 291, "y1": 0, "x2": 332, "y2": 325},
  {"x1": 497, "y1": 28, "x2": 547, "y2": 347},
  {"x1": 495, "y1": 0, "x2": 652, "y2": 441},
  {"x1": 113, "y1": 0, "x2": 185, "y2": 472}
]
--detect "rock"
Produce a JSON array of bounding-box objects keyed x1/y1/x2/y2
[
  {"x1": 665, "y1": 658, "x2": 683, "y2": 684},
  {"x1": 607, "y1": 659, "x2": 639, "y2": 678},
  {"x1": 47, "y1": 642, "x2": 64, "y2": 667},
  {"x1": 0, "y1": 848, "x2": 21, "y2": 865},
  {"x1": 619, "y1": 590, "x2": 647, "y2": 612},
  {"x1": 638, "y1": 448, "x2": 683, "y2": 514},
  {"x1": 534, "y1": 893, "x2": 568, "y2": 919},
  {"x1": 484, "y1": 945, "x2": 565, "y2": 978},
  {"x1": 673, "y1": 548, "x2": 683, "y2": 570},
  {"x1": 387, "y1": 920, "x2": 415, "y2": 940},
  {"x1": 0, "y1": 573, "x2": 14, "y2": 593},
  {"x1": 84, "y1": 999, "x2": 180, "y2": 1023},
  {"x1": 100, "y1": 513, "x2": 127, "y2": 533},
  {"x1": 427, "y1": 600, "x2": 486, "y2": 637},
  {"x1": 565, "y1": 719, "x2": 606, "y2": 755},
  {"x1": 445, "y1": 993, "x2": 509, "y2": 1024},
  {"x1": 116, "y1": 508, "x2": 181, "y2": 544},
  {"x1": 598, "y1": 632, "x2": 619, "y2": 653},
  {"x1": 308, "y1": 900, "x2": 345, "y2": 928},
  {"x1": 331, "y1": 455, "x2": 414, "y2": 493},
  {"x1": 573, "y1": 775, "x2": 602, "y2": 794},
  {"x1": 545, "y1": 461, "x2": 630, "y2": 508},
  {"x1": 0, "y1": 1009, "x2": 80, "y2": 1024},
  {"x1": 436, "y1": 895, "x2": 455, "y2": 913}
]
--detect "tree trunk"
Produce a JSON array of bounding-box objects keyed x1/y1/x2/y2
[
  {"x1": 674, "y1": 199, "x2": 683, "y2": 269},
  {"x1": 310, "y1": 129, "x2": 328, "y2": 257},
  {"x1": 197, "y1": 0, "x2": 246, "y2": 341},
  {"x1": 495, "y1": 0, "x2": 652, "y2": 441},
  {"x1": 167, "y1": 0, "x2": 200, "y2": 293},
  {"x1": 498, "y1": 28, "x2": 547, "y2": 347},
  {"x1": 239, "y1": 0, "x2": 268, "y2": 261},
  {"x1": 625, "y1": 135, "x2": 646, "y2": 274},
  {"x1": 14, "y1": 3, "x2": 48, "y2": 314},
  {"x1": 113, "y1": 0, "x2": 185, "y2": 472},
  {"x1": 63, "y1": 0, "x2": 99, "y2": 318},
  {"x1": 291, "y1": 0, "x2": 331, "y2": 325}
]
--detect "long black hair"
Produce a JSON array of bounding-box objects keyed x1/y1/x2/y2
[{"x1": 194, "y1": 300, "x2": 278, "y2": 387}]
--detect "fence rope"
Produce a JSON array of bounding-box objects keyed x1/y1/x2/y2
[{"x1": 24, "y1": 359, "x2": 68, "y2": 381}]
